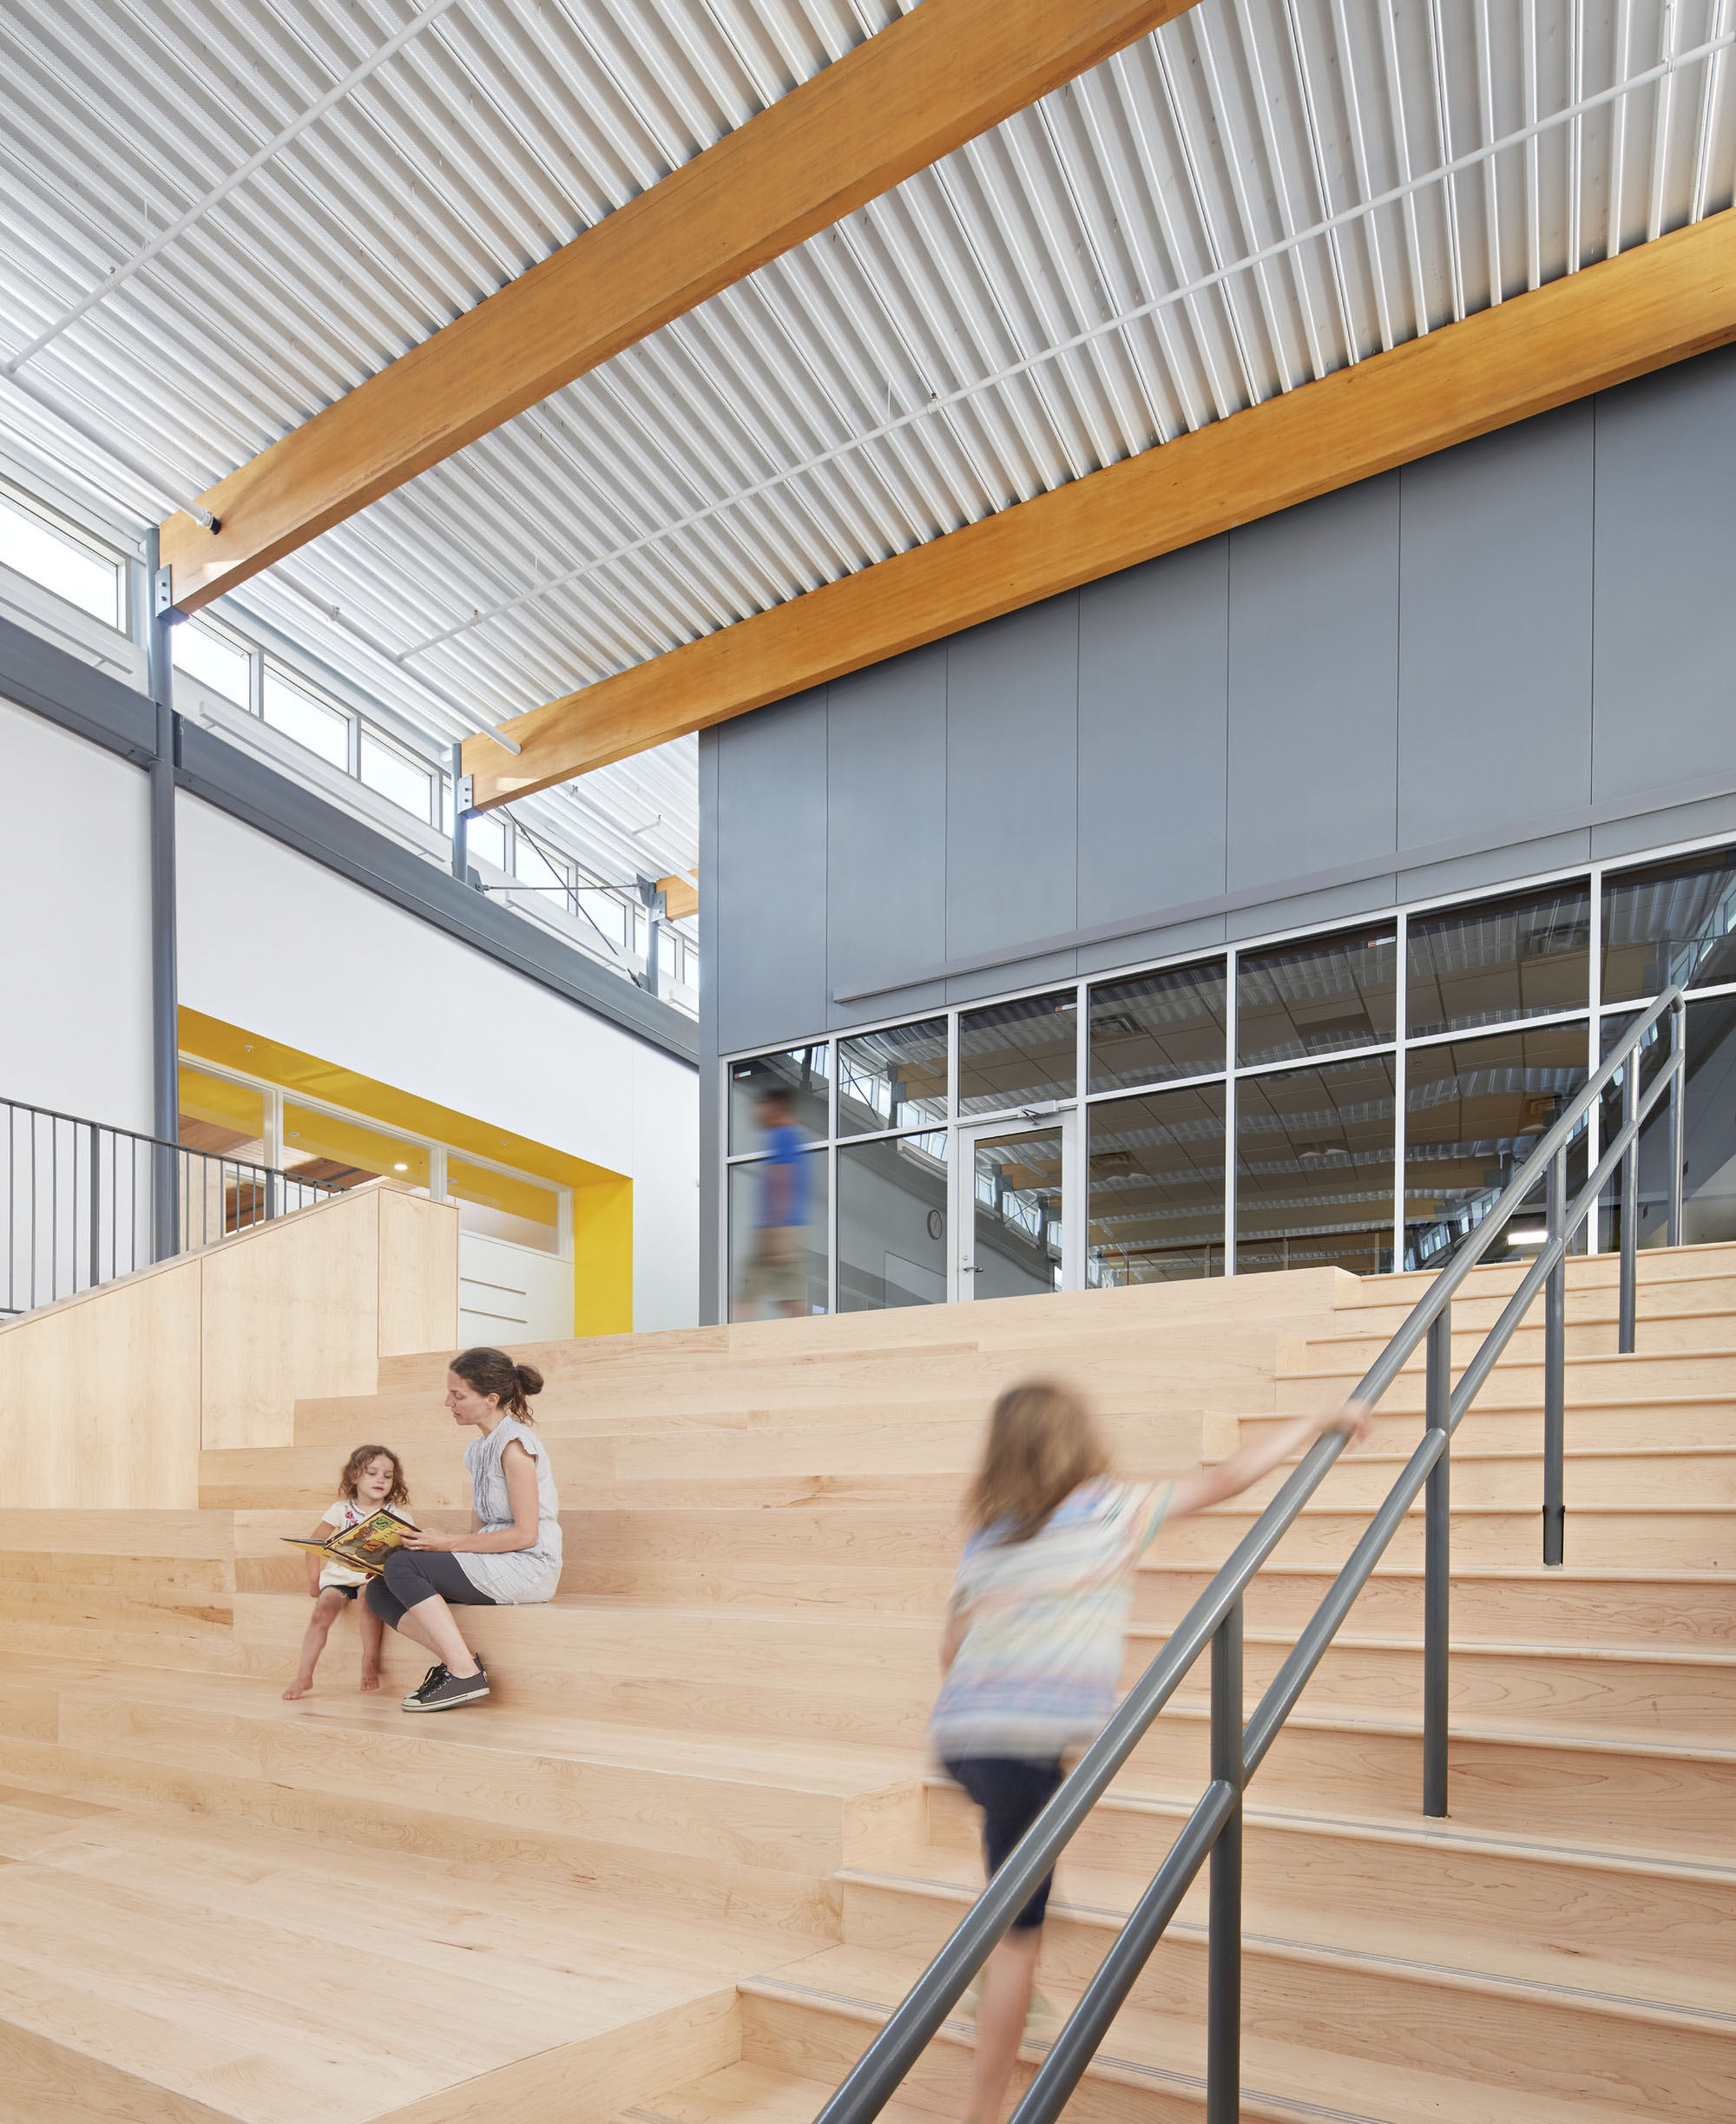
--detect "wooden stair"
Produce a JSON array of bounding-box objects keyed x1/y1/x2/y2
[{"x1": 1, "y1": 1252, "x2": 1734, "y2": 2119}]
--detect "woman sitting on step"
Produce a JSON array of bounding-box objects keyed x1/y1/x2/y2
[{"x1": 366, "y1": 1345, "x2": 563, "y2": 1713}]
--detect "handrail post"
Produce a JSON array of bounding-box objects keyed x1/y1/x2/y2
[
  {"x1": 1618, "y1": 1051, "x2": 1639, "y2": 1355},
  {"x1": 1543, "y1": 1153, "x2": 1566, "y2": 1568},
  {"x1": 1667, "y1": 996, "x2": 1687, "y2": 1246},
  {"x1": 1423, "y1": 1305, "x2": 1450, "y2": 1817},
  {"x1": 1206, "y1": 1598, "x2": 1243, "y2": 2124}
]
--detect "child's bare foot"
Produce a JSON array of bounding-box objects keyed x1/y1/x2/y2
[
  {"x1": 359, "y1": 1667, "x2": 381, "y2": 1693},
  {"x1": 282, "y1": 1675, "x2": 315, "y2": 1700}
]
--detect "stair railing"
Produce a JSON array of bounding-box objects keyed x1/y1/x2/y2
[
  {"x1": 3, "y1": 1095, "x2": 342, "y2": 1318},
  {"x1": 814, "y1": 984, "x2": 1688, "y2": 2124}
]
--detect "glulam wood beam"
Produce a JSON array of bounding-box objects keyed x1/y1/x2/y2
[
  {"x1": 157, "y1": 0, "x2": 1202, "y2": 612},
  {"x1": 464, "y1": 209, "x2": 1736, "y2": 807}
]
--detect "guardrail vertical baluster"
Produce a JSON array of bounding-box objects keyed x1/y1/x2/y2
[
  {"x1": 1543, "y1": 1153, "x2": 1566, "y2": 1568},
  {"x1": 1667, "y1": 997, "x2": 1687, "y2": 1246},
  {"x1": 88, "y1": 1122, "x2": 101, "y2": 1292},
  {"x1": 1423, "y1": 1303, "x2": 1450, "y2": 1817},
  {"x1": 1207, "y1": 1596, "x2": 1243, "y2": 2124},
  {"x1": 1619, "y1": 1051, "x2": 1639, "y2": 1354}
]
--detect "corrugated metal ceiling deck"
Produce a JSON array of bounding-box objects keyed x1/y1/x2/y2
[{"x1": 2, "y1": 0, "x2": 1732, "y2": 882}]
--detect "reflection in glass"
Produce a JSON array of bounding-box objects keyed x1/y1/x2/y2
[
  {"x1": 1236, "y1": 928, "x2": 1397, "y2": 1069},
  {"x1": 1088, "y1": 962, "x2": 1226, "y2": 1093},
  {"x1": 178, "y1": 1066, "x2": 266, "y2": 1160},
  {"x1": 1600, "y1": 997, "x2": 1736, "y2": 1252},
  {"x1": 728, "y1": 1045, "x2": 831, "y2": 1151},
  {"x1": 281, "y1": 1101, "x2": 430, "y2": 1191},
  {"x1": 838, "y1": 1020, "x2": 948, "y2": 1136},
  {"x1": 958, "y1": 992, "x2": 1077, "y2": 1115},
  {"x1": 1403, "y1": 1023, "x2": 1589, "y2": 1269},
  {"x1": 1088, "y1": 1085, "x2": 1225, "y2": 1286},
  {"x1": 970, "y1": 1128, "x2": 1063, "y2": 1298},
  {"x1": 1601, "y1": 845, "x2": 1736, "y2": 1004},
  {"x1": 1406, "y1": 880, "x2": 1589, "y2": 1038},
  {"x1": 838, "y1": 1133, "x2": 948, "y2": 1310},
  {"x1": 729, "y1": 1149, "x2": 828, "y2": 1318},
  {"x1": 448, "y1": 1157, "x2": 561, "y2": 1254},
  {"x1": 1236, "y1": 1055, "x2": 1397, "y2": 1276}
]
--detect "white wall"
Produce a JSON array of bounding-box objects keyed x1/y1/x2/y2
[
  {"x1": 175, "y1": 794, "x2": 700, "y2": 1329},
  {"x1": 1, "y1": 694, "x2": 151, "y2": 1132}
]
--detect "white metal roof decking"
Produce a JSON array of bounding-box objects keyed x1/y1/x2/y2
[{"x1": 2, "y1": 0, "x2": 1732, "y2": 866}]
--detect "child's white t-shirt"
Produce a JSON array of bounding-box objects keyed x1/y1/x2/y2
[{"x1": 317, "y1": 1498, "x2": 411, "y2": 1590}]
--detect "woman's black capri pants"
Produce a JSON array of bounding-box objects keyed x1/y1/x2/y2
[{"x1": 366, "y1": 1549, "x2": 497, "y2": 1629}]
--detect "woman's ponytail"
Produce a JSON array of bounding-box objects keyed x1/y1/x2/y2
[{"x1": 450, "y1": 1345, "x2": 543, "y2": 1422}]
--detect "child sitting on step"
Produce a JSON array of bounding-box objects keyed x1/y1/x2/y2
[
  {"x1": 930, "y1": 1379, "x2": 1371, "y2": 2124},
  {"x1": 283, "y1": 1445, "x2": 413, "y2": 1700}
]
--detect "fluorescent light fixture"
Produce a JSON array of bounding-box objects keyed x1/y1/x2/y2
[{"x1": 1505, "y1": 1223, "x2": 1549, "y2": 1246}]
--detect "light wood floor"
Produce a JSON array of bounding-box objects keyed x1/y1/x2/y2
[{"x1": 3, "y1": 1253, "x2": 1736, "y2": 2121}]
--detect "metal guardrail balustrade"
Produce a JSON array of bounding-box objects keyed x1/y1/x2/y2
[
  {"x1": 817, "y1": 986, "x2": 1690, "y2": 2124},
  {"x1": 2, "y1": 1096, "x2": 341, "y2": 1318}
]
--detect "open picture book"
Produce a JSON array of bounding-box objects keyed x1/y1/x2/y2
[{"x1": 282, "y1": 1509, "x2": 418, "y2": 1577}]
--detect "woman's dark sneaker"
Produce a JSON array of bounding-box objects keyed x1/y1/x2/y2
[
  {"x1": 403, "y1": 1665, "x2": 489, "y2": 1713},
  {"x1": 403, "y1": 1663, "x2": 447, "y2": 1709}
]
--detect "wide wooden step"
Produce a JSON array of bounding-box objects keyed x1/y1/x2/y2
[
  {"x1": 0, "y1": 1654, "x2": 918, "y2": 1937},
  {"x1": 1162, "y1": 1498, "x2": 1736, "y2": 1572},
  {"x1": 839, "y1": 1856, "x2": 1736, "y2": 2113},
  {"x1": 737, "y1": 1941, "x2": 1691, "y2": 2124},
  {"x1": 0, "y1": 1772, "x2": 783, "y2": 2124},
  {"x1": 1238, "y1": 1391, "x2": 1736, "y2": 1453},
  {"x1": 917, "y1": 1778, "x2": 1736, "y2": 1999}
]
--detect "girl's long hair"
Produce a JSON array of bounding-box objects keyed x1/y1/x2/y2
[
  {"x1": 966, "y1": 1379, "x2": 1109, "y2": 1544},
  {"x1": 339, "y1": 1444, "x2": 410, "y2": 1507}
]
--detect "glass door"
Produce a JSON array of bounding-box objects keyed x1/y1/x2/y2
[{"x1": 953, "y1": 1111, "x2": 1082, "y2": 1300}]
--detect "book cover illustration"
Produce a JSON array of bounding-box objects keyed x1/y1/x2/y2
[{"x1": 282, "y1": 1509, "x2": 419, "y2": 1577}]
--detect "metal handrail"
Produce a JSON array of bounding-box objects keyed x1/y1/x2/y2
[
  {"x1": 3, "y1": 1094, "x2": 343, "y2": 1318},
  {"x1": 816, "y1": 984, "x2": 1690, "y2": 2124}
]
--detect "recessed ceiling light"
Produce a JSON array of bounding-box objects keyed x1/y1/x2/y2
[{"x1": 393, "y1": 1162, "x2": 408, "y2": 1172}]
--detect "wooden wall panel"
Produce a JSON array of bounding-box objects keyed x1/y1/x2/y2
[
  {"x1": 200, "y1": 1194, "x2": 381, "y2": 1453},
  {"x1": 377, "y1": 1190, "x2": 459, "y2": 1360},
  {"x1": 0, "y1": 1261, "x2": 202, "y2": 1511}
]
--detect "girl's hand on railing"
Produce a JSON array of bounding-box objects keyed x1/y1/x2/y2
[{"x1": 1315, "y1": 1399, "x2": 1374, "y2": 1448}]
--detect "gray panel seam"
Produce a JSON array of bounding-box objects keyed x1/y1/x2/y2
[{"x1": 832, "y1": 768, "x2": 1736, "y2": 1003}]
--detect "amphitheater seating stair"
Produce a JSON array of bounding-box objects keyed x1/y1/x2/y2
[{"x1": 0, "y1": 1247, "x2": 1733, "y2": 2121}]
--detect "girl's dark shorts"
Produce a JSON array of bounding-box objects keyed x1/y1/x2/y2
[{"x1": 944, "y1": 1755, "x2": 1065, "y2": 1930}]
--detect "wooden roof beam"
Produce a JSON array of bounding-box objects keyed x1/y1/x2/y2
[
  {"x1": 157, "y1": 0, "x2": 1202, "y2": 613},
  {"x1": 462, "y1": 209, "x2": 1736, "y2": 809}
]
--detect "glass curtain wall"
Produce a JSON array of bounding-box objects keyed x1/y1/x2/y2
[{"x1": 720, "y1": 838, "x2": 1736, "y2": 1318}]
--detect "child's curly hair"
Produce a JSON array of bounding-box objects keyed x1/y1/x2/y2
[{"x1": 338, "y1": 1444, "x2": 410, "y2": 1507}]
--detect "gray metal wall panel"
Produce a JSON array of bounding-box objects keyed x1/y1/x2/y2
[
  {"x1": 1077, "y1": 539, "x2": 1228, "y2": 927},
  {"x1": 707, "y1": 351, "x2": 1736, "y2": 1049},
  {"x1": 1592, "y1": 348, "x2": 1736, "y2": 802},
  {"x1": 713, "y1": 686, "x2": 830, "y2": 1055},
  {"x1": 1397, "y1": 404, "x2": 1594, "y2": 844},
  {"x1": 825, "y1": 644, "x2": 948, "y2": 1028},
  {"x1": 944, "y1": 598, "x2": 1079, "y2": 961},
  {"x1": 1226, "y1": 477, "x2": 1400, "y2": 891}
]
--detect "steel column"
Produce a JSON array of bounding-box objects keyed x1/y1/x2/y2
[
  {"x1": 1619, "y1": 1053, "x2": 1639, "y2": 1353},
  {"x1": 450, "y1": 742, "x2": 472, "y2": 883},
  {"x1": 1667, "y1": 999, "x2": 1687, "y2": 1246},
  {"x1": 146, "y1": 532, "x2": 181, "y2": 1265},
  {"x1": 1542, "y1": 1153, "x2": 1567, "y2": 1567},
  {"x1": 1423, "y1": 1303, "x2": 1451, "y2": 1816},
  {"x1": 1207, "y1": 1598, "x2": 1244, "y2": 2124}
]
